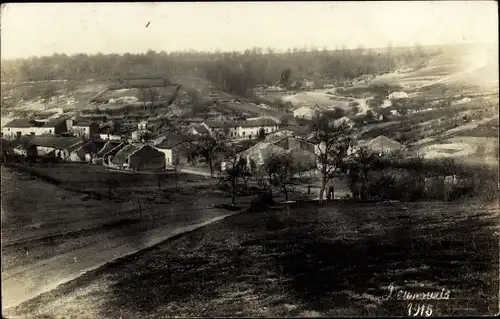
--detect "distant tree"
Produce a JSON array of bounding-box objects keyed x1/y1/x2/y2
[
  {"x1": 280, "y1": 68, "x2": 292, "y2": 88},
  {"x1": 138, "y1": 130, "x2": 153, "y2": 142},
  {"x1": 307, "y1": 114, "x2": 355, "y2": 202},
  {"x1": 194, "y1": 136, "x2": 224, "y2": 178},
  {"x1": 257, "y1": 127, "x2": 266, "y2": 140},
  {"x1": 349, "y1": 147, "x2": 380, "y2": 200},
  {"x1": 239, "y1": 157, "x2": 256, "y2": 194},
  {"x1": 266, "y1": 152, "x2": 305, "y2": 201},
  {"x1": 155, "y1": 171, "x2": 168, "y2": 190},
  {"x1": 220, "y1": 145, "x2": 245, "y2": 205},
  {"x1": 41, "y1": 86, "x2": 58, "y2": 110},
  {"x1": 139, "y1": 87, "x2": 159, "y2": 112}
]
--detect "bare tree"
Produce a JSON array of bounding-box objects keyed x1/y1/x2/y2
[
  {"x1": 139, "y1": 87, "x2": 158, "y2": 112},
  {"x1": 220, "y1": 145, "x2": 245, "y2": 205},
  {"x1": 239, "y1": 157, "x2": 256, "y2": 195},
  {"x1": 349, "y1": 147, "x2": 380, "y2": 200},
  {"x1": 194, "y1": 136, "x2": 225, "y2": 178},
  {"x1": 307, "y1": 114, "x2": 355, "y2": 202},
  {"x1": 41, "y1": 86, "x2": 58, "y2": 110},
  {"x1": 267, "y1": 152, "x2": 305, "y2": 201},
  {"x1": 155, "y1": 170, "x2": 168, "y2": 190}
]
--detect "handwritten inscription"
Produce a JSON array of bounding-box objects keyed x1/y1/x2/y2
[
  {"x1": 386, "y1": 282, "x2": 451, "y2": 316},
  {"x1": 407, "y1": 303, "x2": 434, "y2": 317},
  {"x1": 387, "y1": 282, "x2": 451, "y2": 300}
]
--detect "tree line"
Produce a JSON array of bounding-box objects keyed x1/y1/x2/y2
[{"x1": 2, "y1": 45, "x2": 441, "y2": 96}]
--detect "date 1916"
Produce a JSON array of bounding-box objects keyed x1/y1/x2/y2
[{"x1": 407, "y1": 303, "x2": 434, "y2": 317}]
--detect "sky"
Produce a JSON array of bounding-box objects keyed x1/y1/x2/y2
[{"x1": 1, "y1": 1, "x2": 498, "y2": 59}]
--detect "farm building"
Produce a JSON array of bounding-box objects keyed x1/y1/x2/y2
[
  {"x1": 27, "y1": 136, "x2": 82, "y2": 159},
  {"x1": 237, "y1": 119, "x2": 279, "y2": 138},
  {"x1": 236, "y1": 136, "x2": 316, "y2": 168},
  {"x1": 366, "y1": 136, "x2": 404, "y2": 155},
  {"x1": 66, "y1": 140, "x2": 101, "y2": 162},
  {"x1": 66, "y1": 119, "x2": 99, "y2": 138},
  {"x1": 109, "y1": 144, "x2": 165, "y2": 171},
  {"x1": 95, "y1": 141, "x2": 127, "y2": 165},
  {"x1": 2, "y1": 118, "x2": 67, "y2": 139},
  {"x1": 9, "y1": 139, "x2": 38, "y2": 159},
  {"x1": 154, "y1": 135, "x2": 196, "y2": 166},
  {"x1": 293, "y1": 106, "x2": 320, "y2": 120}
]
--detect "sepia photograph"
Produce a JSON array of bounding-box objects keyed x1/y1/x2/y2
[{"x1": 1, "y1": 2, "x2": 498, "y2": 318}]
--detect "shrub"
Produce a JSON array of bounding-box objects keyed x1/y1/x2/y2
[{"x1": 248, "y1": 192, "x2": 275, "y2": 213}]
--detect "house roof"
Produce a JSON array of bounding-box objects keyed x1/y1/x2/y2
[
  {"x1": 96, "y1": 141, "x2": 122, "y2": 157},
  {"x1": 66, "y1": 141, "x2": 86, "y2": 153},
  {"x1": 239, "y1": 119, "x2": 277, "y2": 128},
  {"x1": 28, "y1": 136, "x2": 81, "y2": 150},
  {"x1": 367, "y1": 135, "x2": 403, "y2": 152},
  {"x1": 204, "y1": 120, "x2": 238, "y2": 128},
  {"x1": 42, "y1": 117, "x2": 67, "y2": 128},
  {"x1": 189, "y1": 124, "x2": 211, "y2": 135},
  {"x1": 112, "y1": 144, "x2": 144, "y2": 166},
  {"x1": 73, "y1": 120, "x2": 93, "y2": 127},
  {"x1": 155, "y1": 133, "x2": 196, "y2": 149},
  {"x1": 3, "y1": 119, "x2": 38, "y2": 128}
]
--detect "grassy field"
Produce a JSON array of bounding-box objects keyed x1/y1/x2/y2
[
  {"x1": 5, "y1": 199, "x2": 499, "y2": 318},
  {"x1": 15, "y1": 163, "x2": 207, "y2": 191},
  {"x1": 1, "y1": 165, "x2": 251, "y2": 310}
]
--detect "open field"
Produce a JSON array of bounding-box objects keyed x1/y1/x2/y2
[
  {"x1": 5, "y1": 199, "x2": 499, "y2": 318},
  {"x1": 1, "y1": 165, "x2": 256, "y2": 310},
  {"x1": 14, "y1": 163, "x2": 206, "y2": 191}
]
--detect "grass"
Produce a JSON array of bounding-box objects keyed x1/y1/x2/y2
[
  {"x1": 13, "y1": 163, "x2": 205, "y2": 190},
  {"x1": 6, "y1": 200, "x2": 499, "y2": 318}
]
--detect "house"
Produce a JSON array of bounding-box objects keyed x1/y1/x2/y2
[
  {"x1": 96, "y1": 141, "x2": 127, "y2": 165},
  {"x1": 246, "y1": 115, "x2": 281, "y2": 124},
  {"x1": 26, "y1": 136, "x2": 82, "y2": 159},
  {"x1": 67, "y1": 119, "x2": 99, "y2": 138},
  {"x1": 154, "y1": 134, "x2": 194, "y2": 166},
  {"x1": 2, "y1": 118, "x2": 67, "y2": 139},
  {"x1": 235, "y1": 136, "x2": 316, "y2": 169},
  {"x1": 388, "y1": 91, "x2": 409, "y2": 100},
  {"x1": 237, "y1": 119, "x2": 280, "y2": 138},
  {"x1": 10, "y1": 139, "x2": 38, "y2": 159},
  {"x1": 137, "y1": 121, "x2": 148, "y2": 131},
  {"x1": 366, "y1": 135, "x2": 404, "y2": 155},
  {"x1": 186, "y1": 123, "x2": 211, "y2": 136},
  {"x1": 293, "y1": 106, "x2": 320, "y2": 120},
  {"x1": 99, "y1": 133, "x2": 123, "y2": 141},
  {"x1": 66, "y1": 140, "x2": 100, "y2": 162},
  {"x1": 109, "y1": 144, "x2": 166, "y2": 171}
]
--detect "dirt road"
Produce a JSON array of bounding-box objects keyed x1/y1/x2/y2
[{"x1": 1, "y1": 210, "x2": 240, "y2": 310}]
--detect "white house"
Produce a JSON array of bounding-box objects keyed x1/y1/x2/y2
[
  {"x1": 203, "y1": 120, "x2": 279, "y2": 139},
  {"x1": 2, "y1": 118, "x2": 67, "y2": 140},
  {"x1": 388, "y1": 91, "x2": 409, "y2": 100},
  {"x1": 100, "y1": 133, "x2": 122, "y2": 141},
  {"x1": 366, "y1": 135, "x2": 404, "y2": 155},
  {"x1": 293, "y1": 106, "x2": 319, "y2": 120}
]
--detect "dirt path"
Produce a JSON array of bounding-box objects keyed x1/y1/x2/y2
[{"x1": 1, "y1": 209, "x2": 241, "y2": 310}]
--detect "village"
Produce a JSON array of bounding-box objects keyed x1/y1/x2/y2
[{"x1": 1, "y1": 3, "x2": 499, "y2": 318}]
